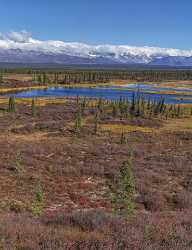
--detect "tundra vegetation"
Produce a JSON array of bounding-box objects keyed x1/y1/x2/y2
[{"x1": 0, "y1": 69, "x2": 192, "y2": 249}]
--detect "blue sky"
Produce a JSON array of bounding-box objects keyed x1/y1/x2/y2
[{"x1": 0, "y1": 0, "x2": 191, "y2": 49}]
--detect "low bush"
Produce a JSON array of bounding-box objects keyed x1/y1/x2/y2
[
  {"x1": 1, "y1": 210, "x2": 192, "y2": 249},
  {"x1": 174, "y1": 191, "x2": 192, "y2": 209},
  {"x1": 42, "y1": 209, "x2": 113, "y2": 231},
  {"x1": 142, "y1": 191, "x2": 168, "y2": 212}
]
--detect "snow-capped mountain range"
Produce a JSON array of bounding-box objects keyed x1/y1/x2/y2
[{"x1": 0, "y1": 31, "x2": 192, "y2": 66}]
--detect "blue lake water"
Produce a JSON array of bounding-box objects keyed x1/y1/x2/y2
[
  {"x1": 119, "y1": 83, "x2": 192, "y2": 93},
  {"x1": 4, "y1": 84, "x2": 192, "y2": 104}
]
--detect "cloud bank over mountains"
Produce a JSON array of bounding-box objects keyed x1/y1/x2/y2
[
  {"x1": 0, "y1": 31, "x2": 192, "y2": 66},
  {"x1": 0, "y1": 31, "x2": 32, "y2": 43}
]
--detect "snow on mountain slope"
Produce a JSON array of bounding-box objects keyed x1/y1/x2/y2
[{"x1": 0, "y1": 31, "x2": 192, "y2": 65}]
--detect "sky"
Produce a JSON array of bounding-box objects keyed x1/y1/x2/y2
[{"x1": 0, "y1": 0, "x2": 192, "y2": 49}]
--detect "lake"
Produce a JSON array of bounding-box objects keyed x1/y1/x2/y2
[{"x1": 4, "y1": 83, "x2": 192, "y2": 104}]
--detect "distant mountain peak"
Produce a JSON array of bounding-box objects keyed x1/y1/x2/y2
[{"x1": 0, "y1": 31, "x2": 192, "y2": 66}]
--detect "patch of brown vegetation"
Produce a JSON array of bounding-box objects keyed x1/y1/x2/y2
[{"x1": 0, "y1": 95, "x2": 191, "y2": 248}]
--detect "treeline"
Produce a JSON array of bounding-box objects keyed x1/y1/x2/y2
[
  {"x1": 2, "y1": 69, "x2": 192, "y2": 83},
  {"x1": 31, "y1": 70, "x2": 192, "y2": 84}
]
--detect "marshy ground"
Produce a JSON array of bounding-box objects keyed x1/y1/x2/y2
[{"x1": 0, "y1": 93, "x2": 192, "y2": 249}]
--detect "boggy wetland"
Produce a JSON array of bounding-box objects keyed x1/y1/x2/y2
[{"x1": 0, "y1": 69, "x2": 192, "y2": 249}]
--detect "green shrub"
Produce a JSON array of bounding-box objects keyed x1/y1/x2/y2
[{"x1": 31, "y1": 181, "x2": 44, "y2": 216}]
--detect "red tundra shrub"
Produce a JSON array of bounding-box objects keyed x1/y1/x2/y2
[
  {"x1": 174, "y1": 191, "x2": 192, "y2": 209},
  {"x1": 141, "y1": 191, "x2": 168, "y2": 212},
  {"x1": 1, "y1": 210, "x2": 192, "y2": 249}
]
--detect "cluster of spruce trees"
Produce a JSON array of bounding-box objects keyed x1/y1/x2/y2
[
  {"x1": 7, "y1": 96, "x2": 37, "y2": 116},
  {"x1": 91, "y1": 93, "x2": 190, "y2": 120},
  {"x1": 73, "y1": 94, "x2": 191, "y2": 140},
  {"x1": 30, "y1": 70, "x2": 192, "y2": 84},
  {"x1": 109, "y1": 93, "x2": 188, "y2": 119},
  {"x1": 2, "y1": 68, "x2": 192, "y2": 84}
]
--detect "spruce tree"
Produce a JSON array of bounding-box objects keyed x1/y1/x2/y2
[
  {"x1": 31, "y1": 181, "x2": 44, "y2": 216},
  {"x1": 110, "y1": 152, "x2": 135, "y2": 217},
  {"x1": 94, "y1": 109, "x2": 99, "y2": 135},
  {"x1": 8, "y1": 96, "x2": 16, "y2": 112},
  {"x1": 120, "y1": 131, "x2": 127, "y2": 144},
  {"x1": 31, "y1": 98, "x2": 37, "y2": 117},
  {"x1": 74, "y1": 108, "x2": 82, "y2": 135}
]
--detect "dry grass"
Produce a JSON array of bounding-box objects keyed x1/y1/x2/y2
[
  {"x1": 162, "y1": 116, "x2": 192, "y2": 132},
  {"x1": 100, "y1": 123, "x2": 155, "y2": 133}
]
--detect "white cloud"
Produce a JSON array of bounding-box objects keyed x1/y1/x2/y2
[
  {"x1": 0, "y1": 31, "x2": 32, "y2": 43},
  {"x1": 0, "y1": 31, "x2": 192, "y2": 62}
]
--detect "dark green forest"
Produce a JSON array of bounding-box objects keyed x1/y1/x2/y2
[{"x1": 1, "y1": 66, "x2": 192, "y2": 83}]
